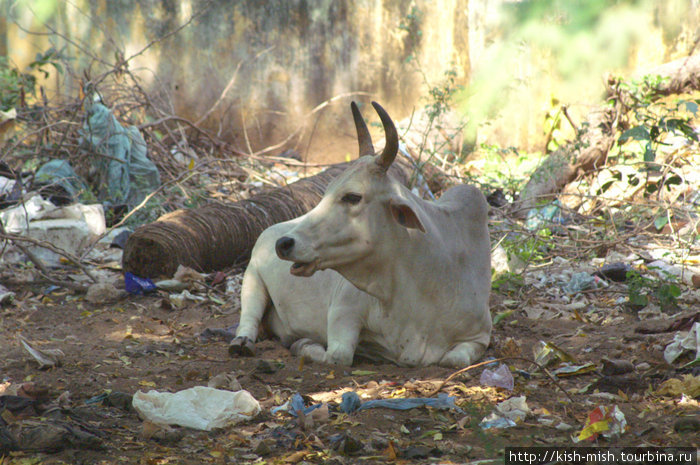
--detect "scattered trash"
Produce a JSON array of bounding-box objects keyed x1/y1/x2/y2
[
  {"x1": 664, "y1": 322, "x2": 700, "y2": 365},
  {"x1": 17, "y1": 335, "x2": 64, "y2": 369},
  {"x1": 0, "y1": 195, "x2": 106, "y2": 265},
  {"x1": 655, "y1": 375, "x2": 700, "y2": 398},
  {"x1": 32, "y1": 159, "x2": 92, "y2": 205},
  {"x1": 525, "y1": 200, "x2": 565, "y2": 230},
  {"x1": 479, "y1": 414, "x2": 517, "y2": 429},
  {"x1": 563, "y1": 272, "x2": 606, "y2": 295},
  {"x1": 648, "y1": 259, "x2": 699, "y2": 287},
  {"x1": 497, "y1": 396, "x2": 530, "y2": 422},
  {"x1": 593, "y1": 262, "x2": 631, "y2": 282},
  {"x1": 338, "y1": 391, "x2": 463, "y2": 414},
  {"x1": 124, "y1": 272, "x2": 157, "y2": 295},
  {"x1": 79, "y1": 101, "x2": 160, "y2": 210},
  {"x1": 480, "y1": 363, "x2": 514, "y2": 390},
  {"x1": 533, "y1": 341, "x2": 576, "y2": 366},
  {"x1": 272, "y1": 393, "x2": 323, "y2": 416},
  {"x1": 168, "y1": 289, "x2": 206, "y2": 308},
  {"x1": 155, "y1": 279, "x2": 189, "y2": 292},
  {"x1": 479, "y1": 396, "x2": 531, "y2": 429},
  {"x1": 132, "y1": 386, "x2": 260, "y2": 431},
  {"x1": 576, "y1": 405, "x2": 627, "y2": 442},
  {"x1": 552, "y1": 363, "x2": 597, "y2": 378}
]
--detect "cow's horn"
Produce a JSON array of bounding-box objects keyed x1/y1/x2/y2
[
  {"x1": 371, "y1": 101, "x2": 398, "y2": 171},
  {"x1": 351, "y1": 101, "x2": 374, "y2": 157}
]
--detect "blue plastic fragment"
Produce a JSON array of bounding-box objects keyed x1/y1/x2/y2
[
  {"x1": 272, "y1": 393, "x2": 324, "y2": 417},
  {"x1": 339, "y1": 391, "x2": 463, "y2": 414},
  {"x1": 124, "y1": 271, "x2": 157, "y2": 295},
  {"x1": 275, "y1": 391, "x2": 464, "y2": 417},
  {"x1": 340, "y1": 391, "x2": 363, "y2": 414}
]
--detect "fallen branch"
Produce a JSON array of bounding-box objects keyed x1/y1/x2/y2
[
  {"x1": 427, "y1": 356, "x2": 576, "y2": 404},
  {"x1": 516, "y1": 54, "x2": 700, "y2": 217}
]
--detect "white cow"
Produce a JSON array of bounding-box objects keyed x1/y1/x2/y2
[{"x1": 230, "y1": 102, "x2": 491, "y2": 367}]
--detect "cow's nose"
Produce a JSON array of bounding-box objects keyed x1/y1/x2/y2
[{"x1": 275, "y1": 236, "x2": 295, "y2": 258}]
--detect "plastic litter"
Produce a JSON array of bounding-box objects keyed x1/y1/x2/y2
[
  {"x1": 132, "y1": 386, "x2": 260, "y2": 431},
  {"x1": 340, "y1": 391, "x2": 363, "y2": 414},
  {"x1": 525, "y1": 200, "x2": 565, "y2": 230},
  {"x1": 124, "y1": 272, "x2": 157, "y2": 295},
  {"x1": 0, "y1": 195, "x2": 106, "y2": 265},
  {"x1": 479, "y1": 414, "x2": 517, "y2": 429},
  {"x1": 496, "y1": 396, "x2": 530, "y2": 422},
  {"x1": 552, "y1": 362, "x2": 597, "y2": 378},
  {"x1": 533, "y1": 340, "x2": 576, "y2": 366},
  {"x1": 479, "y1": 396, "x2": 531, "y2": 429},
  {"x1": 563, "y1": 272, "x2": 606, "y2": 294},
  {"x1": 33, "y1": 159, "x2": 92, "y2": 205},
  {"x1": 80, "y1": 102, "x2": 160, "y2": 209},
  {"x1": 576, "y1": 405, "x2": 627, "y2": 442},
  {"x1": 664, "y1": 322, "x2": 700, "y2": 366},
  {"x1": 338, "y1": 391, "x2": 463, "y2": 414},
  {"x1": 480, "y1": 363, "x2": 514, "y2": 390},
  {"x1": 272, "y1": 393, "x2": 324, "y2": 416},
  {"x1": 168, "y1": 290, "x2": 206, "y2": 308}
]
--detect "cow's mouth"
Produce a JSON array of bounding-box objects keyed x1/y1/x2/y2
[{"x1": 290, "y1": 261, "x2": 317, "y2": 277}]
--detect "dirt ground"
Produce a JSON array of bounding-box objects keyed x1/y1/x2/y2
[{"x1": 1, "y1": 232, "x2": 699, "y2": 465}]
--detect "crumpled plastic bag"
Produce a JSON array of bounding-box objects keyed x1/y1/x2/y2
[
  {"x1": 479, "y1": 396, "x2": 530, "y2": 429},
  {"x1": 132, "y1": 386, "x2": 260, "y2": 431},
  {"x1": 33, "y1": 159, "x2": 92, "y2": 204},
  {"x1": 81, "y1": 102, "x2": 160, "y2": 209},
  {"x1": 664, "y1": 322, "x2": 700, "y2": 366},
  {"x1": 480, "y1": 363, "x2": 514, "y2": 390}
]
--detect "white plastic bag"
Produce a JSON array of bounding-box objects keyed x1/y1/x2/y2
[{"x1": 132, "y1": 386, "x2": 261, "y2": 431}]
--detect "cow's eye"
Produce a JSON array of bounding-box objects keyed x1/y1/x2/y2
[{"x1": 341, "y1": 193, "x2": 362, "y2": 205}]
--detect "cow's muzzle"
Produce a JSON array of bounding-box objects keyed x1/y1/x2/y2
[
  {"x1": 275, "y1": 236, "x2": 295, "y2": 258},
  {"x1": 276, "y1": 236, "x2": 317, "y2": 276}
]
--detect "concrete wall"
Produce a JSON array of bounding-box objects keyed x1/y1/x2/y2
[{"x1": 4, "y1": 0, "x2": 484, "y2": 162}]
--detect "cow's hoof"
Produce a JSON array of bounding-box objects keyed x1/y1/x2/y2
[
  {"x1": 289, "y1": 338, "x2": 314, "y2": 356},
  {"x1": 229, "y1": 337, "x2": 255, "y2": 357}
]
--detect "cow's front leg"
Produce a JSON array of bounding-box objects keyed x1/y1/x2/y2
[
  {"x1": 290, "y1": 298, "x2": 363, "y2": 365},
  {"x1": 439, "y1": 341, "x2": 486, "y2": 368},
  {"x1": 229, "y1": 266, "x2": 269, "y2": 357}
]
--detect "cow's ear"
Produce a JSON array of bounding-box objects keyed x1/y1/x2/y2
[{"x1": 389, "y1": 200, "x2": 425, "y2": 232}]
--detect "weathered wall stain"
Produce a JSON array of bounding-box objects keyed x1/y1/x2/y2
[{"x1": 5, "y1": 0, "x2": 479, "y2": 161}]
